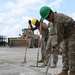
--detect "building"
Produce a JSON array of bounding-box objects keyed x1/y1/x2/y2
[{"x1": 0, "y1": 35, "x2": 7, "y2": 46}]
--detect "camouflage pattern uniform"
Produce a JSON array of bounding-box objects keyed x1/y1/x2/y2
[
  {"x1": 41, "y1": 37, "x2": 47, "y2": 61},
  {"x1": 44, "y1": 22, "x2": 58, "y2": 66},
  {"x1": 37, "y1": 23, "x2": 49, "y2": 62},
  {"x1": 54, "y1": 12, "x2": 75, "y2": 71}
]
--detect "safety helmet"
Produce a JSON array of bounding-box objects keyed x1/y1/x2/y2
[
  {"x1": 31, "y1": 18, "x2": 37, "y2": 25},
  {"x1": 40, "y1": 6, "x2": 51, "y2": 19}
]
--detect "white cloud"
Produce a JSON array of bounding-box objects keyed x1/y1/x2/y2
[
  {"x1": 17, "y1": 0, "x2": 45, "y2": 8},
  {"x1": 0, "y1": 13, "x2": 6, "y2": 21},
  {"x1": 0, "y1": 0, "x2": 46, "y2": 37},
  {"x1": 5, "y1": 0, "x2": 45, "y2": 11},
  {"x1": 22, "y1": 16, "x2": 32, "y2": 23},
  {"x1": 0, "y1": 24, "x2": 23, "y2": 37},
  {"x1": 0, "y1": 0, "x2": 64, "y2": 37},
  {"x1": 5, "y1": 1, "x2": 16, "y2": 9},
  {"x1": 48, "y1": 0, "x2": 63, "y2": 10},
  {"x1": 7, "y1": 18, "x2": 15, "y2": 24},
  {"x1": 11, "y1": 8, "x2": 26, "y2": 16},
  {"x1": 0, "y1": 8, "x2": 2, "y2": 12},
  {"x1": 13, "y1": 24, "x2": 23, "y2": 30}
]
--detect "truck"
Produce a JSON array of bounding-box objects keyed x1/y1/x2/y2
[{"x1": 8, "y1": 28, "x2": 38, "y2": 48}]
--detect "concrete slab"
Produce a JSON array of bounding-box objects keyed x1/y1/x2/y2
[{"x1": 0, "y1": 47, "x2": 62, "y2": 75}]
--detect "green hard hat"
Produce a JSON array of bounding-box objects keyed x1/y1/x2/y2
[{"x1": 40, "y1": 6, "x2": 51, "y2": 19}]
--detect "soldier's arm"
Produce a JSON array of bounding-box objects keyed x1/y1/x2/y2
[
  {"x1": 28, "y1": 25, "x2": 37, "y2": 31},
  {"x1": 59, "y1": 14, "x2": 74, "y2": 27},
  {"x1": 28, "y1": 20, "x2": 37, "y2": 31},
  {"x1": 42, "y1": 23, "x2": 50, "y2": 29}
]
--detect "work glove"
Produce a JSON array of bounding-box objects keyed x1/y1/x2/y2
[
  {"x1": 28, "y1": 20, "x2": 34, "y2": 31},
  {"x1": 28, "y1": 20, "x2": 31, "y2": 25},
  {"x1": 28, "y1": 20, "x2": 32, "y2": 28}
]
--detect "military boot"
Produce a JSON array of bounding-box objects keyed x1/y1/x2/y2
[
  {"x1": 38, "y1": 59, "x2": 43, "y2": 63},
  {"x1": 38, "y1": 57, "x2": 44, "y2": 63},
  {"x1": 50, "y1": 62, "x2": 56, "y2": 68},
  {"x1": 55, "y1": 70, "x2": 68, "y2": 75},
  {"x1": 69, "y1": 71, "x2": 75, "y2": 75}
]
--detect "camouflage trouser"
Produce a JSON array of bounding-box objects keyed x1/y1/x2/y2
[
  {"x1": 44, "y1": 35, "x2": 58, "y2": 65},
  {"x1": 41, "y1": 37, "x2": 47, "y2": 61},
  {"x1": 53, "y1": 49, "x2": 58, "y2": 64},
  {"x1": 62, "y1": 34, "x2": 75, "y2": 71}
]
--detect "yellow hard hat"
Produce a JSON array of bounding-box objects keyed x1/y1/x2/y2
[{"x1": 31, "y1": 18, "x2": 37, "y2": 25}]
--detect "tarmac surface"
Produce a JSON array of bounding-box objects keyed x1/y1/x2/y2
[{"x1": 0, "y1": 47, "x2": 62, "y2": 75}]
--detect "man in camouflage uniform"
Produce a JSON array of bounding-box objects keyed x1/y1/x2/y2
[
  {"x1": 28, "y1": 18, "x2": 49, "y2": 63},
  {"x1": 40, "y1": 6, "x2": 75, "y2": 75}
]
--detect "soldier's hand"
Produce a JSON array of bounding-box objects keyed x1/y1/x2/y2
[{"x1": 28, "y1": 20, "x2": 31, "y2": 25}]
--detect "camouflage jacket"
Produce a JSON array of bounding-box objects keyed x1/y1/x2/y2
[
  {"x1": 49, "y1": 22, "x2": 56, "y2": 35},
  {"x1": 54, "y1": 13, "x2": 75, "y2": 43}
]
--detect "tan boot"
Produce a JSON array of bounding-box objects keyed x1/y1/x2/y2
[
  {"x1": 38, "y1": 59, "x2": 43, "y2": 63},
  {"x1": 50, "y1": 62, "x2": 56, "y2": 68},
  {"x1": 69, "y1": 71, "x2": 75, "y2": 75},
  {"x1": 38, "y1": 57, "x2": 44, "y2": 63},
  {"x1": 55, "y1": 70, "x2": 68, "y2": 75}
]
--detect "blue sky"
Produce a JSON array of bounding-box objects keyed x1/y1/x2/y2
[{"x1": 0, "y1": 0, "x2": 75, "y2": 38}]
